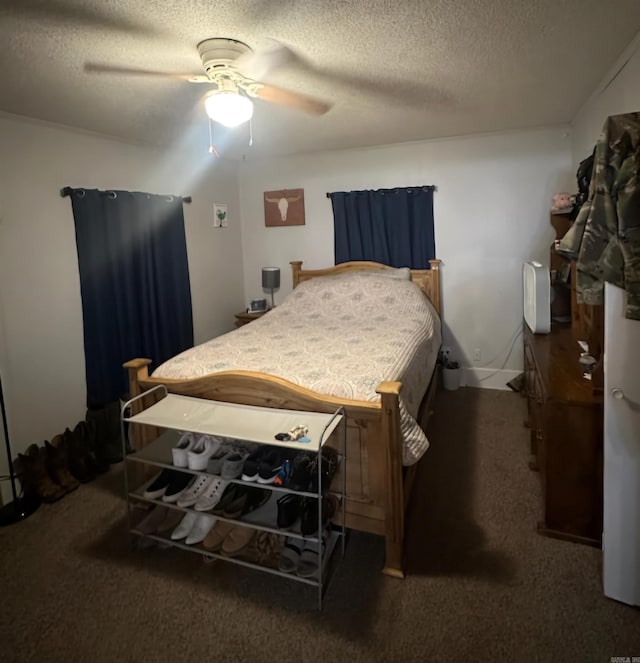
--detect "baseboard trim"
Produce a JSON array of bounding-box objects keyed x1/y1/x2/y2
[{"x1": 462, "y1": 368, "x2": 522, "y2": 391}]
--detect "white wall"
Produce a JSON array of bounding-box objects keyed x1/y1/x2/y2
[
  {"x1": 238, "y1": 127, "x2": 573, "y2": 389},
  {"x1": 571, "y1": 33, "x2": 640, "y2": 166},
  {"x1": 0, "y1": 114, "x2": 243, "y2": 503}
]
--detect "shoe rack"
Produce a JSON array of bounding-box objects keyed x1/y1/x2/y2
[{"x1": 121, "y1": 385, "x2": 347, "y2": 610}]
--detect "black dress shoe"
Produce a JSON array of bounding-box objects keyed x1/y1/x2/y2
[
  {"x1": 241, "y1": 487, "x2": 270, "y2": 516},
  {"x1": 309, "y1": 447, "x2": 340, "y2": 493},
  {"x1": 287, "y1": 452, "x2": 313, "y2": 491},
  {"x1": 300, "y1": 494, "x2": 338, "y2": 537},
  {"x1": 158, "y1": 470, "x2": 193, "y2": 502},
  {"x1": 143, "y1": 468, "x2": 175, "y2": 499},
  {"x1": 277, "y1": 494, "x2": 301, "y2": 530},
  {"x1": 221, "y1": 486, "x2": 270, "y2": 519},
  {"x1": 212, "y1": 484, "x2": 243, "y2": 515}
]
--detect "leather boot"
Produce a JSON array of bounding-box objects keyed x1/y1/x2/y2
[
  {"x1": 45, "y1": 436, "x2": 80, "y2": 494},
  {"x1": 18, "y1": 444, "x2": 66, "y2": 503},
  {"x1": 75, "y1": 419, "x2": 110, "y2": 474},
  {"x1": 65, "y1": 426, "x2": 96, "y2": 483},
  {"x1": 87, "y1": 401, "x2": 124, "y2": 465}
]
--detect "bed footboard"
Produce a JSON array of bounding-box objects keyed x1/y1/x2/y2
[{"x1": 123, "y1": 359, "x2": 408, "y2": 577}]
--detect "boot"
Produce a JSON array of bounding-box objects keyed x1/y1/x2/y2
[
  {"x1": 45, "y1": 436, "x2": 80, "y2": 494},
  {"x1": 86, "y1": 401, "x2": 124, "y2": 465},
  {"x1": 18, "y1": 444, "x2": 66, "y2": 503},
  {"x1": 64, "y1": 426, "x2": 96, "y2": 483},
  {"x1": 78, "y1": 419, "x2": 110, "y2": 474}
]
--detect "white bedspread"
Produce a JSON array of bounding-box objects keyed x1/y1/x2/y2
[{"x1": 153, "y1": 272, "x2": 441, "y2": 465}]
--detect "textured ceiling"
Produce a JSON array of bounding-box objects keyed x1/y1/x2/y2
[{"x1": 0, "y1": 0, "x2": 639, "y2": 159}]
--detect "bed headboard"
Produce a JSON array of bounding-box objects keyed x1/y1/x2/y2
[{"x1": 290, "y1": 259, "x2": 441, "y2": 315}]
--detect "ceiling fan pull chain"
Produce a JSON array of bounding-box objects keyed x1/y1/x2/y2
[{"x1": 208, "y1": 118, "x2": 219, "y2": 157}]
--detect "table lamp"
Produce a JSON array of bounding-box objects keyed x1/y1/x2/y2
[{"x1": 262, "y1": 267, "x2": 280, "y2": 309}]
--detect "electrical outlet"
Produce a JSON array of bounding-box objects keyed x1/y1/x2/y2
[
  {"x1": 474, "y1": 348, "x2": 481, "y2": 362},
  {"x1": 441, "y1": 346, "x2": 451, "y2": 362}
]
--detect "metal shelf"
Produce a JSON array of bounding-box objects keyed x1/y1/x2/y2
[
  {"x1": 129, "y1": 527, "x2": 341, "y2": 589},
  {"x1": 124, "y1": 392, "x2": 342, "y2": 452},
  {"x1": 121, "y1": 386, "x2": 347, "y2": 610},
  {"x1": 127, "y1": 429, "x2": 340, "y2": 499},
  {"x1": 129, "y1": 479, "x2": 327, "y2": 543}
]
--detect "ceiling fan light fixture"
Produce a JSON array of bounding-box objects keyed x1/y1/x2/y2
[{"x1": 204, "y1": 91, "x2": 254, "y2": 128}]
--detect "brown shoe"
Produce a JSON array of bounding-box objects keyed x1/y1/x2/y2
[
  {"x1": 220, "y1": 525, "x2": 256, "y2": 557},
  {"x1": 19, "y1": 444, "x2": 66, "y2": 503},
  {"x1": 45, "y1": 436, "x2": 80, "y2": 493},
  {"x1": 202, "y1": 520, "x2": 235, "y2": 551}
]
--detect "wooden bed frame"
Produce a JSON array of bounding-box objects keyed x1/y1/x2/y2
[{"x1": 124, "y1": 259, "x2": 442, "y2": 578}]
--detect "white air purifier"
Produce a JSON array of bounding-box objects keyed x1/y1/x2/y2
[{"x1": 523, "y1": 261, "x2": 551, "y2": 334}]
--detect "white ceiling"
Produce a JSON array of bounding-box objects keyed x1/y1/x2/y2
[{"x1": 1, "y1": 0, "x2": 639, "y2": 159}]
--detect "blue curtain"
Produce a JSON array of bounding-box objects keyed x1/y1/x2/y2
[
  {"x1": 70, "y1": 188, "x2": 194, "y2": 408},
  {"x1": 329, "y1": 186, "x2": 436, "y2": 268}
]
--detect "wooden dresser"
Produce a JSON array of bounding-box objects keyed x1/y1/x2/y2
[
  {"x1": 523, "y1": 212, "x2": 604, "y2": 547},
  {"x1": 523, "y1": 324, "x2": 603, "y2": 545}
]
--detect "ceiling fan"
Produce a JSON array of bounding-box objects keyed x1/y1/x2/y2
[{"x1": 85, "y1": 38, "x2": 333, "y2": 128}]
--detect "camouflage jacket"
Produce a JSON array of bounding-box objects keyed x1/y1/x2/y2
[{"x1": 559, "y1": 112, "x2": 640, "y2": 320}]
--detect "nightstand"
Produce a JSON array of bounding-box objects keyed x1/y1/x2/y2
[{"x1": 234, "y1": 310, "x2": 267, "y2": 328}]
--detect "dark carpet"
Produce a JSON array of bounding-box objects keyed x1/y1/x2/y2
[{"x1": 1, "y1": 389, "x2": 638, "y2": 663}]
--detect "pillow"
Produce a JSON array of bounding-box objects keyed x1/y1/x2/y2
[{"x1": 354, "y1": 267, "x2": 411, "y2": 281}]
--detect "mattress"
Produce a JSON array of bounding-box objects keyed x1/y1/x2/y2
[{"x1": 153, "y1": 271, "x2": 442, "y2": 465}]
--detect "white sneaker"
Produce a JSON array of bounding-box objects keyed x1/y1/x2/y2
[
  {"x1": 187, "y1": 435, "x2": 223, "y2": 470},
  {"x1": 185, "y1": 514, "x2": 217, "y2": 545},
  {"x1": 194, "y1": 478, "x2": 229, "y2": 512},
  {"x1": 172, "y1": 432, "x2": 198, "y2": 467},
  {"x1": 170, "y1": 511, "x2": 198, "y2": 541},
  {"x1": 176, "y1": 475, "x2": 215, "y2": 508}
]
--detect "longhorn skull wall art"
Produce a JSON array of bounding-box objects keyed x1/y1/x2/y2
[{"x1": 263, "y1": 189, "x2": 305, "y2": 227}]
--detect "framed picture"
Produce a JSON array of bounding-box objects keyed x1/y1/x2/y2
[
  {"x1": 264, "y1": 189, "x2": 305, "y2": 227},
  {"x1": 213, "y1": 203, "x2": 228, "y2": 228}
]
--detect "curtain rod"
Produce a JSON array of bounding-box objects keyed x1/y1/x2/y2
[
  {"x1": 60, "y1": 187, "x2": 192, "y2": 203},
  {"x1": 325, "y1": 185, "x2": 437, "y2": 198}
]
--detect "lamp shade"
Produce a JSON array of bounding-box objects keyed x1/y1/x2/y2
[
  {"x1": 204, "y1": 91, "x2": 254, "y2": 128},
  {"x1": 262, "y1": 267, "x2": 280, "y2": 290}
]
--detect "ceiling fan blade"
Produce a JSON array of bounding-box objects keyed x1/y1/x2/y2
[
  {"x1": 248, "y1": 84, "x2": 332, "y2": 116},
  {"x1": 309, "y1": 67, "x2": 450, "y2": 108},
  {"x1": 0, "y1": 0, "x2": 158, "y2": 36},
  {"x1": 84, "y1": 63, "x2": 205, "y2": 82},
  {"x1": 246, "y1": 40, "x2": 451, "y2": 109},
  {"x1": 235, "y1": 40, "x2": 297, "y2": 81}
]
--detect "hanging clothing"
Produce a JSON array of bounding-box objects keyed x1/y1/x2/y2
[
  {"x1": 559, "y1": 112, "x2": 640, "y2": 320},
  {"x1": 327, "y1": 186, "x2": 436, "y2": 269}
]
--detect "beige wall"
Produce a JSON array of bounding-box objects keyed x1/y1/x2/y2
[
  {"x1": 0, "y1": 114, "x2": 243, "y2": 502},
  {"x1": 238, "y1": 127, "x2": 573, "y2": 389}
]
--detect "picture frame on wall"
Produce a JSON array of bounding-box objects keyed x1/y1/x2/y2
[
  {"x1": 263, "y1": 189, "x2": 305, "y2": 227},
  {"x1": 213, "y1": 203, "x2": 228, "y2": 228}
]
